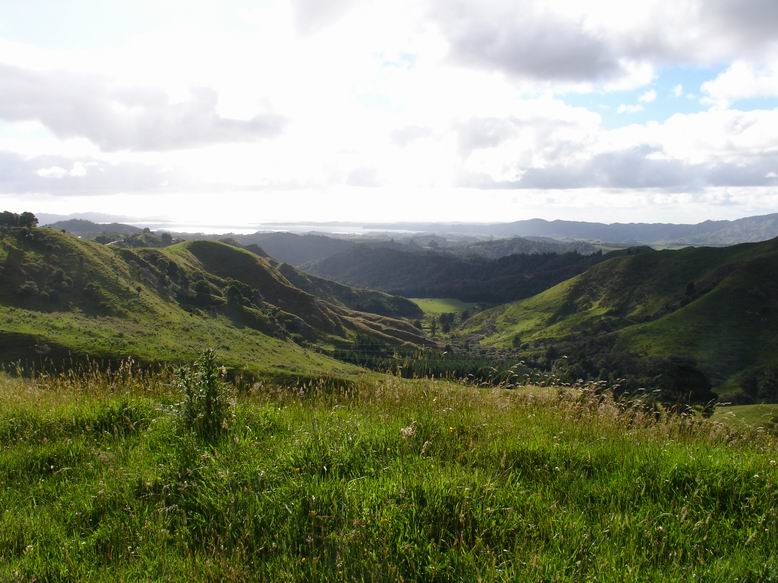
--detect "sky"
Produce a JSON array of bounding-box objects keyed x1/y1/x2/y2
[{"x1": 1, "y1": 0, "x2": 778, "y2": 226}]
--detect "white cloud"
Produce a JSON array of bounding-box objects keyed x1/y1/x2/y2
[
  {"x1": 673, "y1": 84, "x2": 684, "y2": 97},
  {"x1": 638, "y1": 89, "x2": 657, "y2": 103},
  {"x1": 0, "y1": 151, "x2": 171, "y2": 195},
  {"x1": 36, "y1": 166, "x2": 69, "y2": 179},
  {"x1": 0, "y1": 63, "x2": 286, "y2": 152},
  {"x1": 702, "y1": 60, "x2": 778, "y2": 108},
  {"x1": 428, "y1": 0, "x2": 778, "y2": 88},
  {"x1": 617, "y1": 104, "x2": 644, "y2": 114}
]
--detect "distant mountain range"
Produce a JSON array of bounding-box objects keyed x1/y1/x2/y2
[
  {"x1": 329, "y1": 212, "x2": 778, "y2": 245},
  {"x1": 39, "y1": 211, "x2": 778, "y2": 247},
  {"x1": 38, "y1": 212, "x2": 136, "y2": 225}
]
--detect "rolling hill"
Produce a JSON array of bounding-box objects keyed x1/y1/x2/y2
[
  {"x1": 462, "y1": 238, "x2": 778, "y2": 398},
  {"x1": 0, "y1": 227, "x2": 430, "y2": 381}
]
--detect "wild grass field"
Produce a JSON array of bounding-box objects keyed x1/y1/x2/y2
[{"x1": 1, "y1": 361, "x2": 776, "y2": 582}]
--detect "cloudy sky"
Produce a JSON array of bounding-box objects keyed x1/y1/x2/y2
[{"x1": 2, "y1": 0, "x2": 778, "y2": 226}]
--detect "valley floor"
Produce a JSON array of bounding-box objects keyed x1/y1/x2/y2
[{"x1": 1, "y1": 371, "x2": 776, "y2": 581}]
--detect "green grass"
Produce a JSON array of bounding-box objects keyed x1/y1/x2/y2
[
  {"x1": 713, "y1": 404, "x2": 778, "y2": 432},
  {"x1": 1, "y1": 370, "x2": 776, "y2": 581},
  {"x1": 410, "y1": 297, "x2": 479, "y2": 315}
]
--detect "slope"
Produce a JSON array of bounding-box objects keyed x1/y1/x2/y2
[
  {"x1": 464, "y1": 238, "x2": 778, "y2": 395},
  {"x1": 0, "y1": 228, "x2": 429, "y2": 380},
  {"x1": 238, "y1": 232, "x2": 355, "y2": 266},
  {"x1": 277, "y1": 263, "x2": 423, "y2": 319}
]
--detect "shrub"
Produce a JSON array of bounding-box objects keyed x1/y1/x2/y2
[
  {"x1": 176, "y1": 349, "x2": 233, "y2": 440},
  {"x1": 16, "y1": 280, "x2": 39, "y2": 297},
  {"x1": 83, "y1": 282, "x2": 104, "y2": 301}
]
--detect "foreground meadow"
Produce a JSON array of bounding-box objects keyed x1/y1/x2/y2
[{"x1": 0, "y1": 366, "x2": 776, "y2": 582}]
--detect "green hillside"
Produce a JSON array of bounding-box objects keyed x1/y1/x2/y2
[
  {"x1": 0, "y1": 227, "x2": 429, "y2": 381},
  {"x1": 463, "y1": 239, "x2": 778, "y2": 398}
]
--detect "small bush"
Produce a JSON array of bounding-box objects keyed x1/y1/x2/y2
[
  {"x1": 83, "y1": 282, "x2": 104, "y2": 301},
  {"x1": 16, "y1": 280, "x2": 39, "y2": 297},
  {"x1": 176, "y1": 349, "x2": 233, "y2": 440}
]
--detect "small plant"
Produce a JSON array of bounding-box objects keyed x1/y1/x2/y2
[{"x1": 176, "y1": 349, "x2": 233, "y2": 439}]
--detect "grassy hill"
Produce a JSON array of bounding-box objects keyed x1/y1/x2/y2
[
  {"x1": 0, "y1": 369, "x2": 775, "y2": 581},
  {"x1": 463, "y1": 239, "x2": 778, "y2": 398},
  {"x1": 0, "y1": 227, "x2": 429, "y2": 381}
]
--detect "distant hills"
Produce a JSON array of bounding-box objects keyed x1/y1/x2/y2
[
  {"x1": 471, "y1": 213, "x2": 778, "y2": 245},
  {"x1": 47, "y1": 218, "x2": 143, "y2": 236},
  {"x1": 305, "y1": 245, "x2": 615, "y2": 304},
  {"x1": 38, "y1": 212, "x2": 134, "y2": 225},
  {"x1": 8, "y1": 212, "x2": 778, "y2": 402},
  {"x1": 255, "y1": 212, "x2": 778, "y2": 246},
  {"x1": 245, "y1": 232, "x2": 355, "y2": 266},
  {"x1": 234, "y1": 232, "x2": 600, "y2": 267},
  {"x1": 462, "y1": 237, "x2": 778, "y2": 399},
  {"x1": 41, "y1": 211, "x2": 778, "y2": 250},
  {"x1": 0, "y1": 228, "x2": 427, "y2": 380}
]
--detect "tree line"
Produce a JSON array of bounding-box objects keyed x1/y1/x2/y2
[{"x1": 0, "y1": 211, "x2": 38, "y2": 229}]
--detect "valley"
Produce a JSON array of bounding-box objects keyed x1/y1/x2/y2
[{"x1": 2, "y1": 213, "x2": 777, "y2": 581}]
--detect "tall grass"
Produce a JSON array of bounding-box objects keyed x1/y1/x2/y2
[{"x1": 0, "y1": 366, "x2": 776, "y2": 581}]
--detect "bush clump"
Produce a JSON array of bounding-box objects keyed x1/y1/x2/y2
[{"x1": 176, "y1": 349, "x2": 233, "y2": 440}]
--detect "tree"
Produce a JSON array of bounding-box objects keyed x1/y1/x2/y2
[
  {"x1": 193, "y1": 280, "x2": 212, "y2": 305},
  {"x1": 160, "y1": 232, "x2": 173, "y2": 245},
  {"x1": 18, "y1": 212, "x2": 38, "y2": 228},
  {"x1": 439, "y1": 312, "x2": 455, "y2": 334},
  {"x1": 0, "y1": 211, "x2": 18, "y2": 227},
  {"x1": 226, "y1": 283, "x2": 244, "y2": 307}
]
